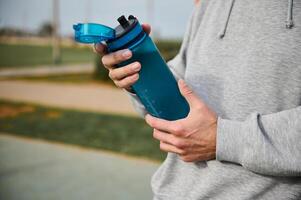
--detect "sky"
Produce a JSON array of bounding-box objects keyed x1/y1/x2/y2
[{"x1": 0, "y1": 0, "x2": 194, "y2": 39}]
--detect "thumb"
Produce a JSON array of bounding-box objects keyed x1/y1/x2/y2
[
  {"x1": 178, "y1": 79, "x2": 202, "y2": 108},
  {"x1": 142, "y1": 24, "x2": 151, "y2": 35}
]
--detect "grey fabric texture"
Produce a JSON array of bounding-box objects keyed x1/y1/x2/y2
[{"x1": 128, "y1": 0, "x2": 301, "y2": 199}]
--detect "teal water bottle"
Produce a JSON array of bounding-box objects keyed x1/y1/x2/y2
[{"x1": 73, "y1": 15, "x2": 189, "y2": 120}]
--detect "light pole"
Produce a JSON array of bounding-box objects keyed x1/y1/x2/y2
[
  {"x1": 85, "y1": 0, "x2": 92, "y2": 23},
  {"x1": 146, "y1": 0, "x2": 155, "y2": 38},
  {"x1": 52, "y1": 0, "x2": 61, "y2": 64}
]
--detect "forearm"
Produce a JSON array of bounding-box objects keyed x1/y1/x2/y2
[{"x1": 217, "y1": 106, "x2": 301, "y2": 176}]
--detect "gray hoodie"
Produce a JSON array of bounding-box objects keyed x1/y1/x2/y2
[{"x1": 129, "y1": 0, "x2": 301, "y2": 199}]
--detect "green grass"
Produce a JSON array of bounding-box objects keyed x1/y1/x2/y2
[
  {"x1": 7, "y1": 74, "x2": 101, "y2": 84},
  {"x1": 0, "y1": 100, "x2": 165, "y2": 161},
  {"x1": 0, "y1": 43, "x2": 95, "y2": 67}
]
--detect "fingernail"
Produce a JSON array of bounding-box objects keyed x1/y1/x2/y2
[
  {"x1": 94, "y1": 43, "x2": 103, "y2": 52},
  {"x1": 133, "y1": 73, "x2": 139, "y2": 80},
  {"x1": 132, "y1": 63, "x2": 141, "y2": 71},
  {"x1": 122, "y1": 50, "x2": 132, "y2": 58},
  {"x1": 94, "y1": 43, "x2": 100, "y2": 53}
]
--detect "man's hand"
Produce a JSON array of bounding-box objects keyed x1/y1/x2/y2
[
  {"x1": 94, "y1": 24, "x2": 151, "y2": 91},
  {"x1": 145, "y1": 79, "x2": 217, "y2": 162}
]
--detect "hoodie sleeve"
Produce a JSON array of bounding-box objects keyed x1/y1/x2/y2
[
  {"x1": 216, "y1": 106, "x2": 301, "y2": 176},
  {"x1": 126, "y1": 5, "x2": 199, "y2": 117}
]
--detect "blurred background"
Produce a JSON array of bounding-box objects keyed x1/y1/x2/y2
[{"x1": 0, "y1": 0, "x2": 194, "y2": 199}]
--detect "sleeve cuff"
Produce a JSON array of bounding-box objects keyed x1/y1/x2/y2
[
  {"x1": 216, "y1": 117, "x2": 245, "y2": 164},
  {"x1": 124, "y1": 89, "x2": 147, "y2": 117},
  {"x1": 125, "y1": 89, "x2": 142, "y2": 104}
]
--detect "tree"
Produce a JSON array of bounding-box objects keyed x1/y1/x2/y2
[{"x1": 38, "y1": 22, "x2": 54, "y2": 36}]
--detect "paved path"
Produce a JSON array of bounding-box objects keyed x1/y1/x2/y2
[
  {"x1": 0, "y1": 63, "x2": 94, "y2": 78},
  {"x1": 0, "y1": 80, "x2": 138, "y2": 116},
  {"x1": 0, "y1": 134, "x2": 159, "y2": 200}
]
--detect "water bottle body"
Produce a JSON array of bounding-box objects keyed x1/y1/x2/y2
[
  {"x1": 73, "y1": 16, "x2": 189, "y2": 120},
  {"x1": 111, "y1": 35, "x2": 190, "y2": 120}
]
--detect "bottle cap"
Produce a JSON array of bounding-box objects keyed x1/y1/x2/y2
[
  {"x1": 106, "y1": 15, "x2": 145, "y2": 52},
  {"x1": 73, "y1": 23, "x2": 115, "y2": 43}
]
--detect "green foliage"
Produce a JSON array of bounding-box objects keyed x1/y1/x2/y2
[
  {"x1": 155, "y1": 40, "x2": 181, "y2": 61},
  {"x1": 11, "y1": 74, "x2": 97, "y2": 83},
  {"x1": 0, "y1": 101, "x2": 166, "y2": 161},
  {"x1": 93, "y1": 40, "x2": 181, "y2": 82},
  {"x1": 38, "y1": 22, "x2": 54, "y2": 37},
  {"x1": 0, "y1": 28, "x2": 35, "y2": 37}
]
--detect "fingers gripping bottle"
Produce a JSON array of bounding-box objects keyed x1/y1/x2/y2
[{"x1": 73, "y1": 15, "x2": 189, "y2": 120}]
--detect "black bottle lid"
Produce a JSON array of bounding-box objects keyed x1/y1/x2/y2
[
  {"x1": 117, "y1": 16, "x2": 130, "y2": 28},
  {"x1": 115, "y1": 15, "x2": 138, "y2": 38}
]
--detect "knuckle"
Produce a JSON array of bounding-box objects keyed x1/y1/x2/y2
[
  {"x1": 119, "y1": 79, "x2": 129, "y2": 87},
  {"x1": 180, "y1": 149, "x2": 187, "y2": 156},
  {"x1": 195, "y1": 104, "x2": 204, "y2": 112},
  {"x1": 117, "y1": 67, "x2": 129, "y2": 79},
  {"x1": 172, "y1": 124, "x2": 184, "y2": 134},
  {"x1": 181, "y1": 156, "x2": 191, "y2": 162},
  {"x1": 178, "y1": 149, "x2": 186, "y2": 156},
  {"x1": 121, "y1": 76, "x2": 136, "y2": 88},
  {"x1": 173, "y1": 138, "x2": 181, "y2": 147},
  {"x1": 152, "y1": 130, "x2": 158, "y2": 139},
  {"x1": 108, "y1": 70, "x2": 115, "y2": 80},
  {"x1": 159, "y1": 142, "x2": 165, "y2": 150},
  {"x1": 126, "y1": 63, "x2": 137, "y2": 73},
  {"x1": 125, "y1": 77, "x2": 134, "y2": 85},
  {"x1": 119, "y1": 81, "x2": 128, "y2": 88},
  {"x1": 114, "y1": 80, "x2": 122, "y2": 88},
  {"x1": 123, "y1": 66, "x2": 132, "y2": 75},
  {"x1": 115, "y1": 73, "x2": 139, "y2": 89},
  {"x1": 94, "y1": 44, "x2": 104, "y2": 54},
  {"x1": 101, "y1": 56, "x2": 107, "y2": 65},
  {"x1": 174, "y1": 139, "x2": 185, "y2": 148},
  {"x1": 113, "y1": 51, "x2": 123, "y2": 61},
  {"x1": 150, "y1": 119, "x2": 157, "y2": 127}
]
